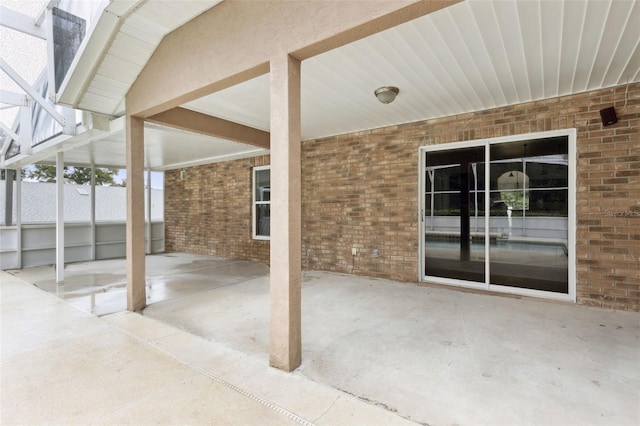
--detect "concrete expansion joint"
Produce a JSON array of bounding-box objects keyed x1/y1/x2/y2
[{"x1": 113, "y1": 323, "x2": 316, "y2": 426}]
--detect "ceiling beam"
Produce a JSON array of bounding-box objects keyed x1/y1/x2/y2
[
  {"x1": 0, "y1": 90, "x2": 29, "y2": 107},
  {"x1": 0, "y1": 121, "x2": 19, "y2": 143},
  {"x1": 35, "y1": 0, "x2": 58, "y2": 27},
  {"x1": 147, "y1": 107, "x2": 270, "y2": 149},
  {"x1": 0, "y1": 58, "x2": 66, "y2": 126},
  {"x1": 0, "y1": 6, "x2": 46, "y2": 39}
]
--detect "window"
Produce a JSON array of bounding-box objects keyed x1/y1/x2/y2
[{"x1": 253, "y1": 166, "x2": 270, "y2": 239}]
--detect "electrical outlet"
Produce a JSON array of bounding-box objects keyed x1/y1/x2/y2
[
  {"x1": 352, "y1": 248, "x2": 357, "y2": 256},
  {"x1": 372, "y1": 249, "x2": 379, "y2": 258}
]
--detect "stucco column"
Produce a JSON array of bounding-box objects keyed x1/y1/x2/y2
[
  {"x1": 126, "y1": 115, "x2": 146, "y2": 311},
  {"x1": 269, "y1": 55, "x2": 302, "y2": 372}
]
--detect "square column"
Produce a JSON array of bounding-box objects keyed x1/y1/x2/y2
[
  {"x1": 16, "y1": 168, "x2": 22, "y2": 268},
  {"x1": 56, "y1": 152, "x2": 64, "y2": 283},
  {"x1": 4, "y1": 169, "x2": 14, "y2": 226},
  {"x1": 90, "y1": 166, "x2": 96, "y2": 260},
  {"x1": 269, "y1": 55, "x2": 302, "y2": 372},
  {"x1": 146, "y1": 168, "x2": 152, "y2": 255},
  {"x1": 126, "y1": 115, "x2": 146, "y2": 311}
]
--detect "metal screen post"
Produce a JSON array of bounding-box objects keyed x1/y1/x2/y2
[
  {"x1": 3, "y1": 169, "x2": 14, "y2": 226},
  {"x1": 56, "y1": 152, "x2": 64, "y2": 283}
]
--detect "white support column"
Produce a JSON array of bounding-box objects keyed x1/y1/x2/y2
[
  {"x1": 90, "y1": 165, "x2": 96, "y2": 260},
  {"x1": 56, "y1": 152, "x2": 64, "y2": 283},
  {"x1": 126, "y1": 115, "x2": 146, "y2": 311},
  {"x1": 3, "y1": 169, "x2": 14, "y2": 226},
  {"x1": 19, "y1": 105, "x2": 32, "y2": 155},
  {"x1": 62, "y1": 107, "x2": 76, "y2": 136},
  {"x1": 16, "y1": 168, "x2": 22, "y2": 268},
  {"x1": 269, "y1": 55, "x2": 302, "y2": 372},
  {"x1": 145, "y1": 168, "x2": 151, "y2": 255}
]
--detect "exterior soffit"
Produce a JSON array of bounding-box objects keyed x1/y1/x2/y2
[{"x1": 126, "y1": 0, "x2": 460, "y2": 118}]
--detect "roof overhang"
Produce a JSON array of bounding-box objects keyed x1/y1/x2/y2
[
  {"x1": 2, "y1": 115, "x2": 268, "y2": 171},
  {"x1": 55, "y1": 0, "x2": 223, "y2": 117},
  {"x1": 2, "y1": 114, "x2": 124, "y2": 169}
]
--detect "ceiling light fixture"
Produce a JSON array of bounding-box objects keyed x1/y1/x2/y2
[{"x1": 374, "y1": 86, "x2": 399, "y2": 104}]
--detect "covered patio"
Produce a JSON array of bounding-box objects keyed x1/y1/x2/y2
[
  {"x1": 2, "y1": 2, "x2": 639, "y2": 423},
  {"x1": 5, "y1": 253, "x2": 639, "y2": 425},
  {"x1": 3, "y1": 0, "x2": 639, "y2": 376}
]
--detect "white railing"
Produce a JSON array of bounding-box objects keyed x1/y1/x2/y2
[
  {"x1": 425, "y1": 216, "x2": 568, "y2": 239},
  {"x1": 0, "y1": 221, "x2": 164, "y2": 270}
]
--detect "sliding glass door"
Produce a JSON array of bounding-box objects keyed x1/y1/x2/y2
[
  {"x1": 423, "y1": 145, "x2": 486, "y2": 284},
  {"x1": 488, "y1": 138, "x2": 569, "y2": 293},
  {"x1": 420, "y1": 131, "x2": 575, "y2": 300}
]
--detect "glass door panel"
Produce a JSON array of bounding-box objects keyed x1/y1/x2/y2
[
  {"x1": 424, "y1": 146, "x2": 485, "y2": 283},
  {"x1": 488, "y1": 138, "x2": 569, "y2": 293}
]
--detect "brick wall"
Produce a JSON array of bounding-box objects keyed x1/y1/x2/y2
[
  {"x1": 572, "y1": 84, "x2": 640, "y2": 311},
  {"x1": 165, "y1": 82, "x2": 640, "y2": 311},
  {"x1": 164, "y1": 155, "x2": 270, "y2": 263},
  {"x1": 301, "y1": 128, "x2": 420, "y2": 281}
]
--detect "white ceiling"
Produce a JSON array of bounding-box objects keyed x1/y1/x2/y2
[
  {"x1": 184, "y1": 0, "x2": 640, "y2": 141},
  {"x1": 35, "y1": 124, "x2": 268, "y2": 171},
  {"x1": 13, "y1": 0, "x2": 640, "y2": 170}
]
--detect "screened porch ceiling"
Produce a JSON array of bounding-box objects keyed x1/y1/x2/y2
[{"x1": 14, "y1": 0, "x2": 640, "y2": 171}]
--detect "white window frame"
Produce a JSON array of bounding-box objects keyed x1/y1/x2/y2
[
  {"x1": 252, "y1": 165, "x2": 271, "y2": 240},
  {"x1": 418, "y1": 129, "x2": 577, "y2": 302}
]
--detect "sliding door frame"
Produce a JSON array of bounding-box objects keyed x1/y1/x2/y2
[{"x1": 418, "y1": 129, "x2": 576, "y2": 302}]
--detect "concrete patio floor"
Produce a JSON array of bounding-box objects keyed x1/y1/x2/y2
[{"x1": 3, "y1": 253, "x2": 640, "y2": 425}]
